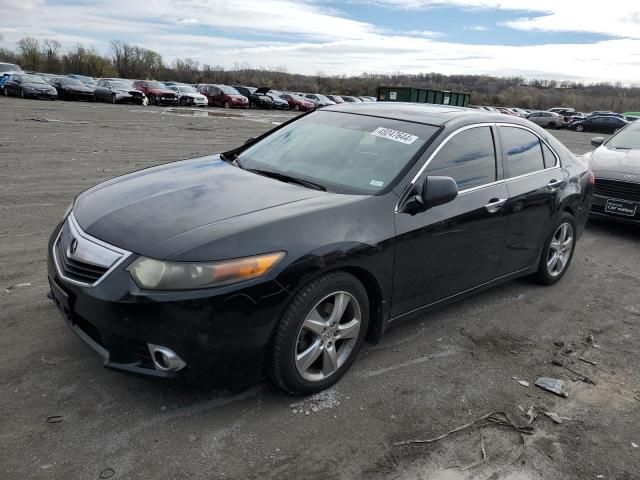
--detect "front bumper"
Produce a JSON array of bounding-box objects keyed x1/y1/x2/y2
[
  {"x1": 24, "y1": 90, "x2": 57, "y2": 100},
  {"x1": 47, "y1": 220, "x2": 289, "y2": 385}
]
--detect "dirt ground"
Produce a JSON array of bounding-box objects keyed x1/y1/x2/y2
[{"x1": 1, "y1": 98, "x2": 639, "y2": 480}]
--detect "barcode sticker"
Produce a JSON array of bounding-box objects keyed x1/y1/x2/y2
[{"x1": 371, "y1": 127, "x2": 418, "y2": 145}]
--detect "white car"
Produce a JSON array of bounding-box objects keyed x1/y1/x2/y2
[{"x1": 168, "y1": 85, "x2": 208, "y2": 106}]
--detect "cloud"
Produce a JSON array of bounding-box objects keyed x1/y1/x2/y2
[
  {"x1": 1, "y1": 0, "x2": 639, "y2": 83},
  {"x1": 464, "y1": 25, "x2": 489, "y2": 31}
]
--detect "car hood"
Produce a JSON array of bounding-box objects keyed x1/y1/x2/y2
[
  {"x1": 148, "y1": 88, "x2": 175, "y2": 95},
  {"x1": 65, "y1": 85, "x2": 94, "y2": 92},
  {"x1": 590, "y1": 146, "x2": 640, "y2": 177},
  {"x1": 73, "y1": 155, "x2": 331, "y2": 259},
  {"x1": 23, "y1": 82, "x2": 53, "y2": 89}
]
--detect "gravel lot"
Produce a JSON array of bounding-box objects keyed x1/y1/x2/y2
[{"x1": 1, "y1": 98, "x2": 639, "y2": 480}]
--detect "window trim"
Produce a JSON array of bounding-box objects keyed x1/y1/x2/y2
[{"x1": 396, "y1": 122, "x2": 562, "y2": 212}]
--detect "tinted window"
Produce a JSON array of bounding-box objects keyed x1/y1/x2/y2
[
  {"x1": 501, "y1": 127, "x2": 544, "y2": 177},
  {"x1": 426, "y1": 127, "x2": 497, "y2": 190},
  {"x1": 541, "y1": 142, "x2": 557, "y2": 168}
]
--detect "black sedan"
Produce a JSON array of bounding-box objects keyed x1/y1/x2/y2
[
  {"x1": 587, "y1": 123, "x2": 640, "y2": 223},
  {"x1": 47, "y1": 104, "x2": 592, "y2": 394},
  {"x1": 2, "y1": 73, "x2": 58, "y2": 99},
  {"x1": 233, "y1": 85, "x2": 274, "y2": 109},
  {"x1": 94, "y1": 79, "x2": 145, "y2": 104},
  {"x1": 568, "y1": 115, "x2": 629, "y2": 133},
  {"x1": 51, "y1": 77, "x2": 96, "y2": 101}
]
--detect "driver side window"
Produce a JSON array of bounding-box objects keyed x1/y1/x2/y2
[{"x1": 425, "y1": 126, "x2": 498, "y2": 191}]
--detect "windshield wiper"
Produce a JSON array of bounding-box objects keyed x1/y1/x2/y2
[
  {"x1": 220, "y1": 152, "x2": 245, "y2": 169},
  {"x1": 247, "y1": 168, "x2": 326, "y2": 191}
]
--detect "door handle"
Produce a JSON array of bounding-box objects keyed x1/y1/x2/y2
[
  {"x1": 485, "y1": 198, "x2": 507, "y2": 213},
  {"x1": 547, "y1": 179, "x2": 562, "y2": 190}
]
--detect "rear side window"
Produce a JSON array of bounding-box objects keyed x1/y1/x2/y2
[
  {"x1": 426, "y1": 126, "x2": 497, "y2": 190},
  {"x1": 500, "y1": 127, "x2": 545, "y2": 177},
  {"x1": 541, "y1": 142, "x2": 557, "y2": 168}
]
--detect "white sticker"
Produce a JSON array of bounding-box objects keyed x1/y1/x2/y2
[
  {"x1": 370, "y1": 180, "x2": 384, "y2": 187},
  {"x1": 389, "y1": 91, "x2": 397, "y2": 100},
  {"x1": 371, "y1": 127, "x2": 418, "y2": 145}
]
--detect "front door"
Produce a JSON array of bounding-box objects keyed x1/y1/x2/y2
[{"x1": 392, "y1": 125, "x2": 509, "y2": 317}]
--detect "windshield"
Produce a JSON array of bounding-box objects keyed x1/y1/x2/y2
[
  {"x1": 61, "y1": 78, "x2": 83, "y2": 85},
  {"x1": 110, "y1": 81, "x2": 131, "y2": 90},
  {"x1": 606, "y1": 123, "x2": 640, "y2": 150},
  {"x1": 178, "y1": 86, "x2": 196, "y2": 93},
  {"x1": 238, "y1": 111, "x2": 437, "y2": 194},
  {"x1": 220, "y1": 85, "x2": 240, "y2": 95},
  {"x1": 147, "y1": 81, "x2": 165, "y2": 89},
  {"x1": 20, "y1": 75, "x2": 47, "y2": 84},
  {"x1": 0, "y1": 63, "x2": 22, "y2": 73}
]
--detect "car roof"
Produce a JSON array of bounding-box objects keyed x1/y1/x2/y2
[{"x1": 322, "y1": 102, "x2": 524, "y2": 127}]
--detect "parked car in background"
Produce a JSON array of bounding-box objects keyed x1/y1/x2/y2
[
  {"x1": 0, "y1": 74, "x2": 9, "y2": 94},
  {"x1": 358, "y1": 96, "x2": 375, "y2": 102},
  {"x1": 279, "y1": 93, "x2": 315, "y2": 111},
  {"x1": 2, "y1": 73, "x2": 58, "y2": 99},
  {"x1": 67, "y1": 74, "x2": 97, "y2": 86},
  {"x1": 586, "y1": 122, "x2": 640, "y2": 224},
  {"x1": 94, "y1": 79, "x2": 145, "y2": 104},
  {"x1": 526, "y1": 111, "x2": 564, "y2": 129},
  {"x1": 326, "y1": 95, "x2": 344, "y2": 104},
  {"x1": 233, "y1": 85, "x2": 273, "y2": 109},
  {"x1": 266, "y1": 92, "x2": 289, "y2": 110},
  {"x1": 567, "y1": 115, "x2": 629, "y2": 133},
  {"x1": 625, "y1": 115, "x2": 639, "y2": 122},
  {"x1": 167, "y1": 84, "x2": 208, "y2": 106},
  {"x1": 197, "y1": 84, "x2": 249, "y2": 108},
  {"x1": 0, "y1": 62, "x2": 24, "y2": 75},
  {"x1": 507, "y1": 108, "x2": 529, "y2": 117},
  {"x1": 47, "y1": 104, "x2": 592, "y2": 394},
  {"x1": 340, "y1": 95, "x2": 362, "y2": 103},
  {"x1": 51, "y1": 77, "x2": 95, "y2": 101},
  {"x1": 133, "y1": 80, "x2": 178, "y2": 106},
  {"x1": 549, "y1": 107, "x2": 575, "y2": 116},
  {"x1": 304, "y1": 93, "x2": 336, "y2": 107}
]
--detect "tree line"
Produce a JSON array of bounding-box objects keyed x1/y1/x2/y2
[{"x1": 2, "y1": 36, "x2": 640, "y2": 112}]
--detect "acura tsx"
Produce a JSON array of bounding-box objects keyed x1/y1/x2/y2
[{"x1": 48, "y1": 103, "x2": 593, "y2": 394}]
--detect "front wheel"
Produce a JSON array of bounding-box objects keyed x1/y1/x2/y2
[
  {"x1": 269, "y1": 271, "x2": 369, "y2": 395},
  {"x1": 531, "y1": 212, "x2": 577, "y2": 285},
  {"x1": 111, "y1": 94, "x2": 117, "y2": 104},
  {"x1": 224, "y1": 101, "x2": 230, "y2": 109},
  {"x1": 576, "y1": 124, "x2": 584, "y2": 132},
  {"x1": 20, "y1": 88, "x2": 25, "y2": 99},
  {"x1": 294, "y1": 104, "x2": 300, "y2": 111}
]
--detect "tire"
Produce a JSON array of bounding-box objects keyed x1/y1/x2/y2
[
  {"x1": 269, "y1": 271, "x2": 369, "y2": 395},
  {"x1": 20, "y1": 89, "x2": 24, "y2": 99},
  {"x1": 111, "y1": 94, "x2": 117, "y2": 104},
  {"x1": 148, "y1": 94, "x2": 155, "y2": 105},
  {"x1": 576, "y1": 124, "x2": 584, "y2": 132},
  {"x1": 224, "y1": 101, "x2": 230, "y2": 109},
  {"x1": 294, "y1": 104, "x2": 300, "y2": 111},
  {"x1": 2, "y1": 88, "x2": 7, "y2": 97},
  {"x1": 531, "y1": 212, "x2": 577, "y2": 286}
]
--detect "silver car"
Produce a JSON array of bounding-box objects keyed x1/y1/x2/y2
[{"x1": 526, "y1": 111, "x2": 564, "y2": 129}]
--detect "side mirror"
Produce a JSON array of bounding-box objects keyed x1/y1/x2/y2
[
  {"x1": 402, "y1": 176, "x2": 458, "y2": 214},
  {"x1": 591, "y1": 137, "x2": 604, "y2": 147}
]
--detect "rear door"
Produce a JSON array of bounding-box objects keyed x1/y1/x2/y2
[
  {"x1": 496, "y1": 124, "x2": 563, "y2": 275},
  {"x1": 392, "y1": 125, "x2": 509, "y2": 316}
]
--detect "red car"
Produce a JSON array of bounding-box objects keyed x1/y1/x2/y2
[
  {"x1": 279, "y1": 93, "x2": 315, "y2": 112},
  {"x1": 132, "y1": 80, "x2": 178, "y2": 106},
  {"x1": 197, "y1": 84, "x2": 249, "y2": 108}
]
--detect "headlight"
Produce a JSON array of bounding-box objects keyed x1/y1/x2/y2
[
  {"x1": 62, "y1": 201, "x2": 73, "y2": 220},
  {"x1": 127, "y1": 252, "x2": 285, "y2": 290}
]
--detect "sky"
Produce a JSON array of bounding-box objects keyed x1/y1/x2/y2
[{"x1": 1, "y1": 0, "x2": 639, "y2": 83}]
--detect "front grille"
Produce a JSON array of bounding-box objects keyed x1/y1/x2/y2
[
  {"x1": 53, "y1": 213, "x2": 130, "y2": 287},
  {"x1": 56, "y1": 240, "x2": 108, "y2": 283},
  {"x1": 594, "y1": 178, "x2": 640, "y2": 202}
]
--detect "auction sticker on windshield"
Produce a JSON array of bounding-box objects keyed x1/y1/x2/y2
[{"x1": 371, "y1": 127, "x2": 418, "y2": 145}]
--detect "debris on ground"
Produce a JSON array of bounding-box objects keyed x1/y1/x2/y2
[
  {"x1": 290, "y1": 389, "x2": 341, "y2": 415},
  {"x1": 98, "y1": 468, "x2": 115, "y2": 479},
  {"x1": 22, "y1": 117, "x2": 90, "y2": 124},
  {"x1": 535, "y1": 377, "x2": 569, "y2": 397},
  {"x1": 632, "y1": 442, "x2": 639, "y2": 448},
  {"x1": 543, "y1": 412, "x2": 569, "y2": 424},
  {"x1": 4, "y1": 282, "x2": 32, "y2": 292},
  {"x1": 579, "y1": 356, "x2": 597, "y2": 366},
  {"x1": 394, "y1": 411, "x2": 535, "y2": 470},
  {"x1": 45, "y1": 415, "x2": 63, "y2": 424},
  {"x1": 554, "y1": 341, "x2": 565, "y2": 347},
  {"x1": 525, "y1": 406, "x2": 537, "y2": 425},
  {"x1": 512, "y1": 377, "x2": 529, "y2": 387},
  {"x1": 551, "y1": 359, "x2": 596, "y2": 385}
]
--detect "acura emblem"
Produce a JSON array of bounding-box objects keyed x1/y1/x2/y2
[{"x1": 69, "y1": 238, "x2": 79, "y2": 254}]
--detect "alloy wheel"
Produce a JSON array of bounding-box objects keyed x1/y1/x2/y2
[
  {"x1": 547, "y1": 222, "x2": 574, "y2": 277},
  {"x1": 576, "y1": 125, "x2": 584, "y2": 132},
  {"x1": 295, "y1": 291, "x2": 361, "y2": 382},
  {"x1": 224, "y1": 101, "x2": 230, "y2": 108}
]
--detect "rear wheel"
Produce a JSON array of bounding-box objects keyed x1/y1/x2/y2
[
  {"x1": 269, "y1": 271, "x2": 369, "y2": 395},
  {"x1": 111, "y1": 94, "x2": 117, "y2": 104},
  {"x1": 532, "y1": 212, "x2": 576, "y2": 285},
  {"x1": 224, "y1": 101, "x2": 230, "y2": 109},
  {"x1": 576, "y1": 124, "x2": 584, "y2": 132},
  {"x1": 20, "y1": 88, "x2": 25, "y2": 99},
  {"x1": 3, "y1": 88, "x2": 7, "y2": 97},
  {"x1": 294, "y1": 104, "x2": 300, "y2": 111}
]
